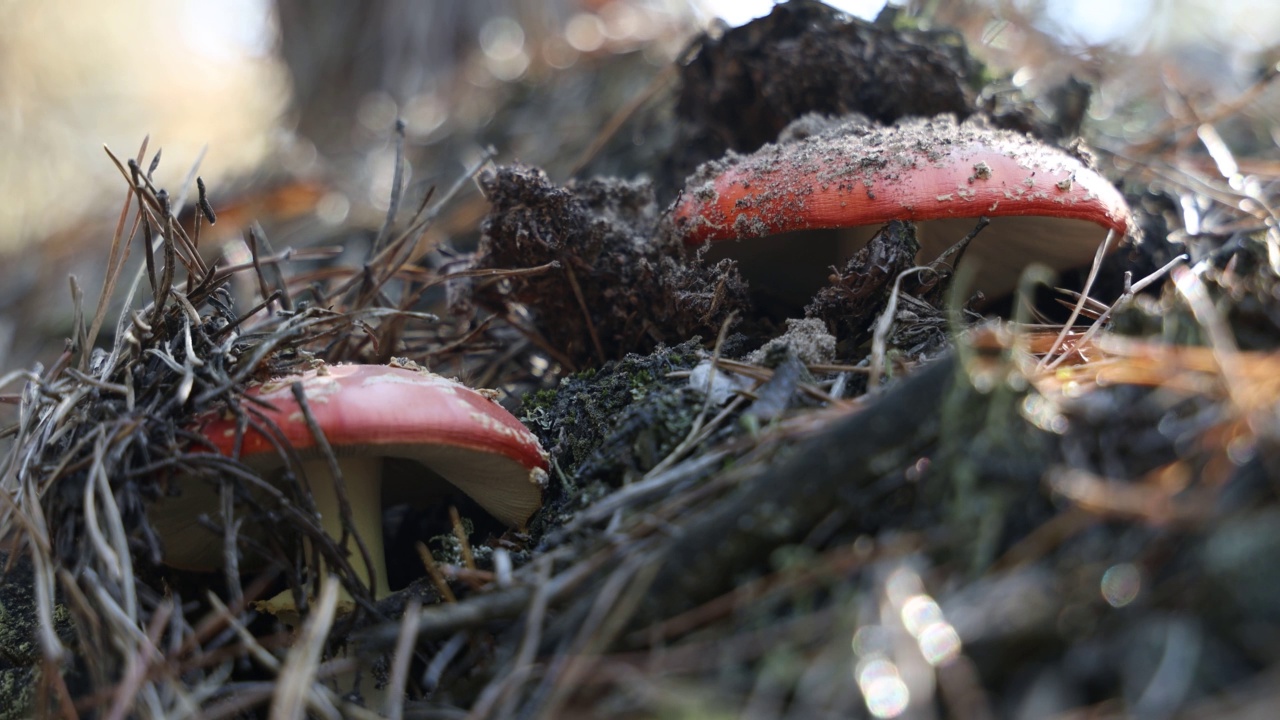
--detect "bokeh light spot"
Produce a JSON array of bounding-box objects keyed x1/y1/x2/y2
[{"x1": 1101, "y1": 563, "x2": 1142, "y2": 608}]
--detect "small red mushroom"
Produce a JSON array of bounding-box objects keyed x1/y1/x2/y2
[
  {"x1": 672, "y1": 116, "x2": 1135, "y2": 299},
  {"x1": 152, "y1": 362, "x2": 548, "y2": 613}
]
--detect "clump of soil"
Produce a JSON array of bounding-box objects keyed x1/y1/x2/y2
[
  {"x1": 805, "y1": 220, "x2": 922, "y2": 345},
  {"x1": 803, "y1": 219, "x2": 981, "y2": 362},
  {"x1": 664, "y1": 0, "x2": 981, "y2": 190},
  {"x1": 469, "y1": 165, "x2": 748, "y2": 369},
  {"x1": 743, "y1": 317, "x2": 835, "y2": 366}
]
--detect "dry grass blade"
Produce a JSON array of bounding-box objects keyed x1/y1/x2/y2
[
  {"x1": 83, "y1": 141, "x2": 149, "y2": 369},
  {"x1": 370, "y1": 120, "x2": 408, "y2": 256},
  {"x1": 382, "y1": 598, "x2": 422, "y2": 720},
  {"x1": 536, "y1": 549, "x2": 665, "y2": 719},
  {"x1": 468, "y1": 559, "x2": 554, "y2": 720},
  {"x1": 417, "y1": 541, "x2": 458, "y2": 604},
  {"x1": 290, "y1": 382, "x2": 379, "y2": 612},
  {"x1": 870, "y1": 265, "x2": 934, "y2": 388},
  {"x1": 269, "y1": 575, "x2": 341, "y2": 720},
  {"x1": 1038, "y1": 229, "x2": 1115, "y2": 371}
]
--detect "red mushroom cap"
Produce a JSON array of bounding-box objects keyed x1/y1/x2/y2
[
  {"x1": 673, "y1": 116, "x2": 1133, "y2": 242},
  {"x1": 199, "y1": 364, "x2": 545, "y2": 474},
  {"x1": 155, "y1": 362, "x2": 548, "y2": 571},
  {"x1": 672, "y1": 116, "x2": 1134, "y2": 297}
]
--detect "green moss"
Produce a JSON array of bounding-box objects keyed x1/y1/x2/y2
[
  {"x1": 0, "y1": 666, "x2": 36, "y2": 720},
  {"x1": 520, "y1": 339, "x2": 704, "y2": 481},
  {"x1": 0, "y1": 554, "x2": 74, "y2": 720},
  {"x1": 0, "y1": 565, "x2": 44, "y2": 666},
  {"x1": 425, "y1": 515, "x2": 497, "y2": 569}
]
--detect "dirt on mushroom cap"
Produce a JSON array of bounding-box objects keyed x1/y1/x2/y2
[{"x1": 673, "y1": 114, "x2": 1134, "y2": 245}]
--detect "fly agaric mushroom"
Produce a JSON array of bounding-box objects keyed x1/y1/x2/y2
[
  {"x1": 151, "y1": 362, "x2": 548, "y2": 614},
  {"x1": 672, "y1": 115, "x2": 1135, "y2": 300}
]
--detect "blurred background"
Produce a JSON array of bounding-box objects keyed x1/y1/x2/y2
[{"x1": 1, "y1": 0, "x2": 1279, "y2": 372}]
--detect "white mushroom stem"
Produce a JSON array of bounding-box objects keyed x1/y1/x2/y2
[{"x1": 256, "y1": 456, "x2": 388, "y2": 618}]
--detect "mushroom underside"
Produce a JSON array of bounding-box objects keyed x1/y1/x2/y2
[
  {"x1": 702, "y1": 215, "x2": 1114, "y2": 309},
  {"x1": 152, "y1": 444, "x2": 542, "y2": 573}
]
